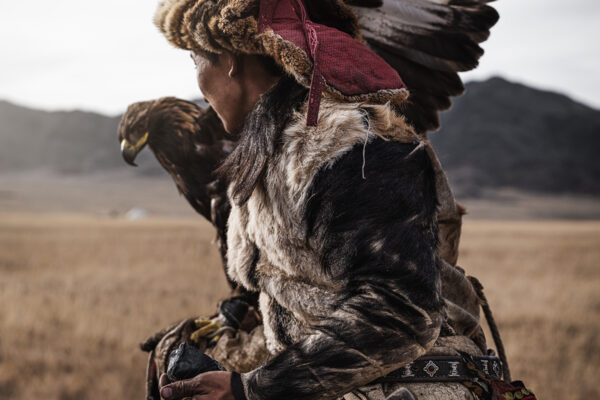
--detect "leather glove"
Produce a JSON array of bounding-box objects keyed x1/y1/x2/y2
[{"x1": 140, "y1": 297, "x2": 254, "y2": 400}]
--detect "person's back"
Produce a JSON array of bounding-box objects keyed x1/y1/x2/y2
[{"x1": 145, "y1": 1, "x2": 513, "y2": 399}]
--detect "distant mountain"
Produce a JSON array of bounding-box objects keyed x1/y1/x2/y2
[
  {"x1": 0, "y1": 101, "x2": 165, "y2": 176},
  {"x1": 430, "y1": 77, "x2": 600, "y2": 196},
  {"x1": 0, "y1": 101, "x2": 116, "y2": 174},
  {"x1": 0, "y1": 78, "x2": 598, "y2": 196}
]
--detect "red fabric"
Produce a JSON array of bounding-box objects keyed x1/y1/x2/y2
[
  {"x1": 293, "y1": 0, "x2": 322, "y2": 126},
  {"x1": 258, "y1": 0, "x2": 277, "y2": 32},
  {"x1": 259, "y1": 0, "x2": 405, "y2": 126}
]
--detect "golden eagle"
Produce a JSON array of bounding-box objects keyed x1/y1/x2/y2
[{"x1": 118, "y1": 98, "x2": 236, "y2": 286}]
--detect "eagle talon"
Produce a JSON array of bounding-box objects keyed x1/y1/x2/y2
[
  {"x1": 190, "y1": 319, "x2": 222, "y2": 343},
  {"x1": 208, "y1": 335, "x2": 221, "y2": 347}
]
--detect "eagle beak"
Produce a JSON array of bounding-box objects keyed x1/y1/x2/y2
[{"x1": 120, "y1": 132, "x2": 149, "y2": 166}]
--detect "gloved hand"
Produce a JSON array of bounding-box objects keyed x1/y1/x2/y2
[
  {"x1": 140, "y1": 317, "x2": 199, "y2": 400},
  {"x1": 139, "y1": 297, "x2": 253, "y2": 400}
]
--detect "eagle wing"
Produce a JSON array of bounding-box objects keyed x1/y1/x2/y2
[
  {"x1": 149, "y1": 101, "x2": 233, "y2": 219},
  {"x1": 119, "y1": 98, "x2": 236, "y2": 280},
  {"x1": 151, "y1": 100, "x2": 235, "y2": 270},
  {"x1": 348, "y1": 0, "x2": 499, "y2": 133}
]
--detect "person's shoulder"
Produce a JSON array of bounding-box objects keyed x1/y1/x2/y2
[
  {"x1": 306, "y1": 136, "x2": 437, "y2": 213},
  {"x1": 281, "y1": 98, "x2": 370, "y2": 156},
  {"x1": 278, "y1": 98, "x2": 421, "y2": 176},
  {"x1": 283, "y1": 97, "x2": 429, "y2": 178},
  {"x1": 298, "y1": 101, "x2": 437, "y2": 226},
  {"x1": 282, "y1": 98, "x2": 419, "y2": 149},
  {"x1": 270, "y1": 98, "x2": 431, "y2": 210}
]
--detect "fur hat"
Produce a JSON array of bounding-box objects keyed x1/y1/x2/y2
[{"x1": 154, "y1": 0, "x2": 408, "y2": 125}]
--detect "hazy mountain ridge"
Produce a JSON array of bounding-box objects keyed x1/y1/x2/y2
[
  {"x1": 431, "y1": 77, "x2": 600, "y2": 196},
  {"x1": 0, "y1": 100, "x2": 167, "y2": 176},
  {"x1": 1, "y1": 77, "x2": 598, "y2": 196}
]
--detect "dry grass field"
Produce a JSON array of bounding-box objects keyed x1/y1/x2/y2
[{"x1": 0, "y1": 213, "x2": 598, "y2": 399}]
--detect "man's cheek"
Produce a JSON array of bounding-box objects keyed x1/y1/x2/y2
[{"x1": 197, "y1": 76, "x2": 211, "y2": 102}]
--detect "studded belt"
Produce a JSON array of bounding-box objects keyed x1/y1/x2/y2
[{"x1": 374, "y1": 355, "x2": 503, "y2": 383}]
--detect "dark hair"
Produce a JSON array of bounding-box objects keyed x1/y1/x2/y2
[
  {"x1": 217, "y1": 76, "x2": 308, "y2": 205},
  {"x1": 257, "y1": 54, "x2": 285, "y2": 77}
]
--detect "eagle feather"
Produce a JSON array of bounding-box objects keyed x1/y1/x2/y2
[{"x1": 350, "y1": 0, "x2": 499, "y2": 132}]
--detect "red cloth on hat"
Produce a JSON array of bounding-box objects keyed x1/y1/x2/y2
[{"x1": 259, "y1": 0, "x2": 405, "y2": 125}]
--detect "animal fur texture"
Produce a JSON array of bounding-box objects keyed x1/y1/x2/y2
[{"x1": 223, "y1": 78, "x2": 450, "y2": 399}]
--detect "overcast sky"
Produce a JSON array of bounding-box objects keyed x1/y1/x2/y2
[{"x1": 0, "y1": 0, "x2": 598, "y2": 116}]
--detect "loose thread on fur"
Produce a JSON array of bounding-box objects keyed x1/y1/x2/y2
[{"x1": 360, "y1": 109, "x2": 373, "y2": 180}]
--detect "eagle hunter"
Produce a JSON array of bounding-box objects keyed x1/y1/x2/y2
[{"x1": 116, "y1": 1, "x2": 526, "y2": 399}]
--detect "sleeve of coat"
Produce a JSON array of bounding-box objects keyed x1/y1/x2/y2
[{"x1": 239, "y1": 138, "x2": 445, "y2": 400}]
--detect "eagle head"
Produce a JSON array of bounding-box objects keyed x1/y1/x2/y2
[{"x1": 118, "y1": 100, "x2": 155, "y2": 166}]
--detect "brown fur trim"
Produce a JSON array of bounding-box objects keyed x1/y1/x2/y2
[
  {"x1": 257, "y1": 30, "x2": 313, "y2": 76},
  {"x1": 187, "y1": 1, "x2": 221, "y2": 53},
  {"x1": 157, "y1": 0, "x2": 199, "y2": 51},
  {"x1": 326, "y1": 86, "x2": 410, "y2": 108},
  {"x1": 155, "y1": 0, "x2": 360, "y2": 52}
]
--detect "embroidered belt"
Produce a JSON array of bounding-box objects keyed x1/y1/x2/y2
[{"x1": 375, "y1": 355, "x2": 503, "y2": 383}]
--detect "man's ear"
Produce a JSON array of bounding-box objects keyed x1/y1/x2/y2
[{"x1": 227, "y1": 53, "x2": 242, "y2": 78}]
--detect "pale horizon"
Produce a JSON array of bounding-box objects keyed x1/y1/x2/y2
[{"x1": 0, "y1": 0, "x2": 598, "y2": 116}]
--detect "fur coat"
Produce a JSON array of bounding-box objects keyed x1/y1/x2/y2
[{"x1": 222, "y1": 78, "x2": 457, "y2": 400}]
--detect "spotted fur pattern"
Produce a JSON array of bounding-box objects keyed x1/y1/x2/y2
[{"x1": 225, "y1": 86, "x2": 445, "y2": 399}]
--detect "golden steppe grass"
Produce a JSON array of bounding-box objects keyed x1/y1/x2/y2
[{"x1": 0, "y1": 214, "x2": 598, "y2": 399}]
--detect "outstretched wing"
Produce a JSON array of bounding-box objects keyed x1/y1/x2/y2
[{"x1": 349, "y1": 0, "x2": 499, "y2": 133}]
